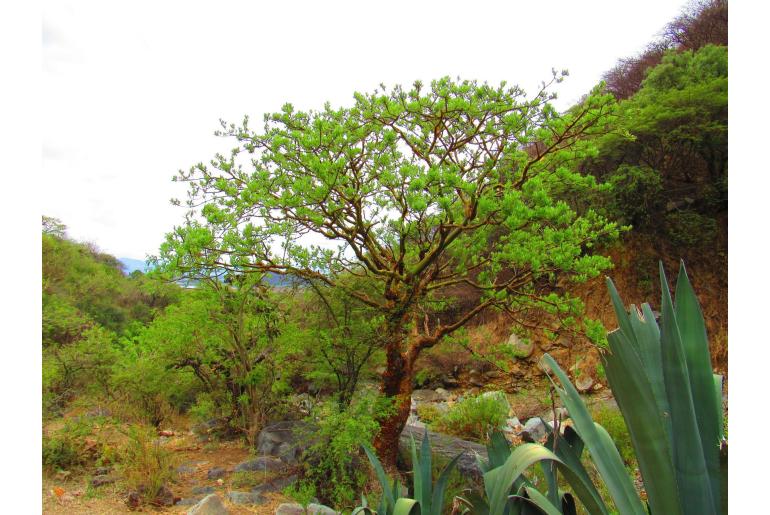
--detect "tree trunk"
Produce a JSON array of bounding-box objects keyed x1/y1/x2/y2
[{"x1": 373, "y1": 333, "x2": 417, "y2": 470}]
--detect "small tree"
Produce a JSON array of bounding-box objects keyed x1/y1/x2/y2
[{"x1": 161, "y1": 76, "x2": 620, "y2": 467}]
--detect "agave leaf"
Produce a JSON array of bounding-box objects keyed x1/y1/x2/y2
[
  {"x1": 419, "y1": 430, "x2": 432, "y2": 513},
  {"x1": 393, "y1": 498, "x2": 420, "y2": 515},
  {"x1": 714, "y1": 374, "x2": 724, "y2": 440},
  {"x1": 674, "y1": 261, "x2": 721, "y2": 511},
  {"x1": 602, "y1": 330, "x2": 681, "y2": 515},
  {"x1": 363, "y1": 445, "x2": 395, "y2": 512},
  {"x1": 545, "y1": 427, "x2": 609, "y2": 515},
  {"x1": 429, "y1": 453, "x2": 462, "y2": 515},
  {"x1": 519, "y1": 486, "x2": 563, "y2": 515},
  {"x1": 485, "y1": 431, "x2": 513, "y2": 471},
  {"x1": 659, "y1": 263, "x2": 716, "y2": 514},
  {"x1": 606, "y1": 277, "x2": 638, "y2": 347},
  {"x1": 410, "y1": 435, "x2": 422, "y2": 506},
  {"x1": 483, "y1": 443, "x2": 564, "y2": 515},
  {"x1": 540, "y1": 459, "x2": 559, "y2": 508},
  {"x1": 542, "y1": 353, "x2": 646, "y2": 515}
]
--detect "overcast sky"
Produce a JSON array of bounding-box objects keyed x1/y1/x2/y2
[{"x1": 42, "y1": 0, "x2": 687, "y2": 259}]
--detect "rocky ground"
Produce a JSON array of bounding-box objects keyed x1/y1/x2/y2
[{"x1": 43, "y1": 375, "x2": 621, "y2": 514}]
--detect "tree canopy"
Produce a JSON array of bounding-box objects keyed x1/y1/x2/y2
[{"x1": 160, "y1": 76, "x2": 622, "y2": 465}]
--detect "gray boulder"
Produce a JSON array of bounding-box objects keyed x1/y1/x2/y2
[
  {"x1": 251, "y1": 474, "x2": 297, "y2": 495},
  {"x1": 226, "y1": 491, "x2": 264, "y2": 505},
  {"x1": 192, "y1": 486, "x2": 216, "y2": 495},
  {"x1": 275, "y1": 502, "x2": 338, "y2": 515},
  {"x1": 234, "y1": 456, "x2": 286, "y2": 473},
  {"x1": 187, "y1": 493, "x2": 231, "y2": 515},
  {"x1": 177, "y1": 497, "x2": 203, "y2": 506},
  {"x1": 521, "y1": 418, "x2": 548, "y2": 442},
  {"x1": 399, "y1": 425, "x2": 487, "y2": 481},
  {"x1": 256, "y1": 421, "x2": 313, "y2": 465}
]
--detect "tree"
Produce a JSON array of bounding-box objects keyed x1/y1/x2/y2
[{"x1": 161, "y1": 76, "x2": 620, "y2": 467}]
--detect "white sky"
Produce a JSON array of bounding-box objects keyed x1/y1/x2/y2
[{"x1": 42, "y1": 0, "x2": 688, "y2": 259}]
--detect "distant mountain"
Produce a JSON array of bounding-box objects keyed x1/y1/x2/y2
[
  {"x1": 118, "y1": 258, "x2": 150, "y2": 275},
  {"x1": 117, "y1": 258, "x2": 298, "y2": 288}
]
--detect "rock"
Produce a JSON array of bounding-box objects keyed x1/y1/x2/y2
[
  {"x1": 251, "y1": 474, "x2": 298, "y2": 495},
  {"x1": 234, "y1": 456, "x2": 286, "y2": 473},
  {"x1": 192, "y1": 486, "x2": 216, "y2": 495},
  {"x1": 256, "y1": 421, "x2": 314, "y2": 465},
  {"x1": 90, "y1": 474, "x2": 116, "y2": 487},
  {"x1": 275, "y1": 502, "x2": 339, "y2": 515},
  {"x1": 207, "y1": 467, "x2": 227, "y2": 480},
  {"x1": 226, "y1": 491, "x2": 264, "y2": 505},
  {"x1": 411, "y1": 389, "x2": 443, "y2": 403},
  {"x1": 94, "y1": 466, "x2": 112, "y2": 476},
  {"x1": 507, "y1": 334, "x2": 534, "y2": 359},
  {"x1": 178, "y1": 497, "x2": 204, "y2": 506},
  {"x1": 576, "y1": 375, "x2": 595, "y2": 393},
  {"x1": 187, "y1": 493, "x2": 231, "y2": 515},
  {"x1": 434, "y1": 388, "x2": 451, "y2": 401},
  {"x1": 126, "y1": 491, "x2": 142, "y2": 509},
  {"x1": 406, "y1": 414, "x2": 426, "y2": 428},
  {"x1": 593, "y1": 382, "x2": 604, "y2": 392},
  {"x1": 441, "y1": 377, "x2": 460, "y2": 388},
  {"x1": 177, "y1": 464, "x2": 197, "y2": 475},
  {"x1": 151, "y1": 485, "x2": 175, "y2": 507},
  {"x1": 503, "y1": 417, "x2": 522, "y2": 432},
  {"x1": 521, "y1": 418, "x2": 548, "y2": 443},
  {"x1": 399, "y1": 425, "x2": 487, "y2": 481}
]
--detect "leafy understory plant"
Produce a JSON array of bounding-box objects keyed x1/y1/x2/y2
[{"x1": 355, "y1": 431, "x2": 461, "y2": 515}]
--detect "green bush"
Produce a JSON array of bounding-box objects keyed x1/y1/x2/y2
[
  {"x1": 665, "y1": 211, "x2": 717, "y2": 247},
  {"x1": 118, "y1": 426, "x2": 175, "y2": 504},
  {"x1": 431, "y1": 393, "x2": 508, "y2": 442},
  {"x1": 42, "y1": 416, "x2": 114, "y2": 473},
  {"x1": 300, "y1": 393, "x2": 393, "y2": 509}
]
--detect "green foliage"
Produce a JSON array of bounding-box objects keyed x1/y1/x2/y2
[
  {"x1": 588, "y1": 45, "x2": 727, "y2": 242},
  {"x1": 430, "y1": 393, "x2": 508, "y2": 442},
  {"x1": 358, "y1": 431, "x2": 462, "y2": 515},
  {"x1": 665, "y1": 211, "x2": 717, "y2": 247},
  {"x1": 42, "y1": 224, "x2": 182, "y2": 418},
  {"x1": 161, "y1": 76, "x2": 621, "y2": 462},
  {"x1": 118, "y1": 425, "x2": 176, "y2": 505},
  {"x1": 300, "y1": 393, "x2": 393, "y2": 508},
  {"x1": 42, "y1": 416, "x2": 116, "y2": 473}
]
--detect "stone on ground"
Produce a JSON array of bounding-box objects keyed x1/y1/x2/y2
[
  {"x1": 207, "y1": 467, "x2": 227, "y2": 480},
  {"x1": 507, "y1": 333, "x2": 534, "y2": 358},
  {"x1": 275, "y1": 502, "x2": 338, "y2": 514},
  {"x1": 226, "y1": 491, "x2": 264, "y2": 505},
  {"x1": 234, "y1": 456, "x2": 286, "y2": 473},
  {"x1": 188, "y1": 493, "x2": 230, "y2": 515}
]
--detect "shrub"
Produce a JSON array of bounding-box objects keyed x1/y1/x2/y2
[
  {"x1": 42, "y1": 417, "x2": 112, "y2": 473},
  {"x1": 665, "y1": 211, "x2": 717, "y2": 247},
  {"x1": 118, "y1": 426, "x2": 175, "y2": 504},
  {"x1": 430, "y1": 393, "x2": 508, "y2": 442},
  {"x1": 300, "y1": 393, "x2": 393, "y2": 508}
]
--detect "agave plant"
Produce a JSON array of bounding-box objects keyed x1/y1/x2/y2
[
  {"x1": 460, "y1": 261, "x2": 726, "y2": 515},
  {"x1": 540, "y1": 261, "x2": 726, "y2": 515},
  {"x1": 459, "y1": 428, "x2": 614, "y2": 515},
  {"x1": 354, "y1": 430, "x2": 462, "y2": 515}
]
